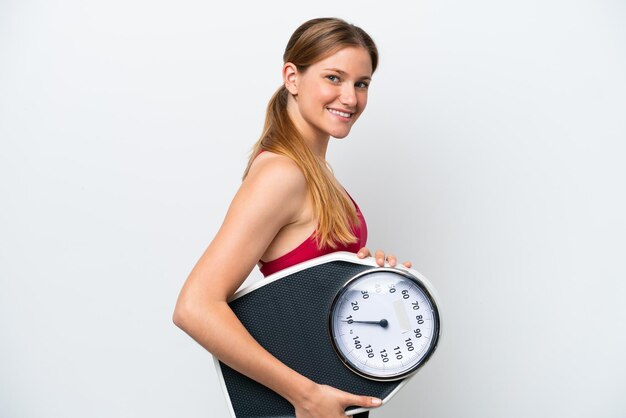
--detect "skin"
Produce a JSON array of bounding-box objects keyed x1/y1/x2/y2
[{"x1": 173, "y1": 46, "x2": 411, "y2": 418}]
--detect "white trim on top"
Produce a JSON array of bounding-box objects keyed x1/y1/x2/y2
[{"x1": 230, "y1": 251, "x2": 439, "y2": 302}]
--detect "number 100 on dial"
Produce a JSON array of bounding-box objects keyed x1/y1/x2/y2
[{"x1": 329, "y1": 268, "x2": 440, "y2": 381}]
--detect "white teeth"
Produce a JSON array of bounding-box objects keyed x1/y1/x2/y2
[{"x1": 328, "y1": 108, "x2": 351, "y2": 118}]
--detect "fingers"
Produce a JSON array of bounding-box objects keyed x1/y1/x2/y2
[
  {"x1": 375, "y1": 250, "x2": 398, "y2": 267},
  {"x1": 358, "y1": 248, "x2": 412, "y2": 268},
  {"x1": 357, "y1": 247, "x2": 412, "y2": 269},
  {"x1": 375, "y1": 250, "x2": 385, "y2": 266},
  {"x1": 344, "y1": 393, "x2": 382, "y2": 409},
  {"x1": 299, "y1": 384, "x2": 381, "y2": 418},
  {"x1": 356, "y1": 247, "x2": 370, "y2": 258}
]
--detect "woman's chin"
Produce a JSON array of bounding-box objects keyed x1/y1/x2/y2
[{"x1": 330, "y1": 129, "x2": 352, "y2": 139}]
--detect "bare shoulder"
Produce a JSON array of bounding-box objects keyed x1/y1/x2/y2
[{"x1": 244, "y1": 151, "x2": 307, "y2": 200}]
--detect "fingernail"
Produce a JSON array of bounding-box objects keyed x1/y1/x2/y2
[{"x1": 372, "y1": 398, "x2": 382, "y2": 406}]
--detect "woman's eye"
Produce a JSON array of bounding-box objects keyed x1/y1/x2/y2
[
  {"x1": 327, "y1": 75, "x2": 340, "y2": 82},
  {"x1": 356, "y1": 81, "x2": 370, "y2": 89}
]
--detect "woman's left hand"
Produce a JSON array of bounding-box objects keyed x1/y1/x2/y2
[{"x1": 356, "y1": 247, "x2": 412, "y2": 269}]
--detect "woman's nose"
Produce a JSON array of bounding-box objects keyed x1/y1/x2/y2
[{"x1": 339, "y1": 85, "x2": 357, "y2": 107}]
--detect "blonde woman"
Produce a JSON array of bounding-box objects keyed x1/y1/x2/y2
[{"x1": 174, "y1": 17, "x2": 411, "y2": 418}]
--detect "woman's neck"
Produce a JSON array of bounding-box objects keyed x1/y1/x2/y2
[
  {"x1": 302, "y1": 135, "x2": 329, "y2": 160},
  {"x1": 286, "y1": 97, "x2": 330, "y2": 160}
]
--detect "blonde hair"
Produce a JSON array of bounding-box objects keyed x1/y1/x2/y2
[{"x1": 243, "y1": 17, "x2": 378, "y2": 249}]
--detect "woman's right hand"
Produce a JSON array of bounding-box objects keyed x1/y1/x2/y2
[{"x1": 294, "y1": 383, "x2": 381, "y2": 418}]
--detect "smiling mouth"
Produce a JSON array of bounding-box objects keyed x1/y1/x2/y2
[{"x1": 327, "y1": 108, "x2": 353, "y2": 119}]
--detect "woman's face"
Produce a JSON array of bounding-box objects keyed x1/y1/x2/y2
[{"x1": 285, "y1": 46, "x2": 373, "y2": 144}]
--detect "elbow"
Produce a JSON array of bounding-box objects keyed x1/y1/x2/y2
[
  {"x1": 172, "y1": 292, "x2": 221, "y2": 333},
  {"x1": 173, "y1": 282, "x2": 227, "y2": 336},
  {"x1": 172, "y1": 305, "x2": 184, "y2": 330},
  {"x1": 172, "y1": 298, "x2": 193, "y2": 331}
]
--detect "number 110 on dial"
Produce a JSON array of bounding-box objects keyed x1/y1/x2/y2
[{"x1": 329, "y1": 268, "x2": 440, "y2": 381}]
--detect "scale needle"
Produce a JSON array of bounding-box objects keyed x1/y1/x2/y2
[{"x1": 341, "y1": 319, "x2": 389, "y2": 328}]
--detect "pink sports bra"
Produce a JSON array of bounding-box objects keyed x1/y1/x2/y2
[{"x1": 259, "y1": 195, "x2": 368, "y2": 276}]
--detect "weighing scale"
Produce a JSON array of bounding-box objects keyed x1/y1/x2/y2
[{"x1": 214, "y1": 251, "x2": 441, "y2": 417}]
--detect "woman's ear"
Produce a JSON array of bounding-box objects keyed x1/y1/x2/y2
[{"x1": 283, "y1": 62, "x2": 298, "y2": 96}]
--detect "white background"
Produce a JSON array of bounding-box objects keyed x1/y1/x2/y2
[{"x1": 1, "y1": 1, "x2": 625, "y2": 417}]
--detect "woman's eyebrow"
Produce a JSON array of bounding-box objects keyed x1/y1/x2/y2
[{"x1": 323, "y1": 68, "x2": 372, "y2": 81}]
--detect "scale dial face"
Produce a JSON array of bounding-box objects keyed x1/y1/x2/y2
[{"x1": 329, "y1": 268, "x2": 440, "y2": 381}]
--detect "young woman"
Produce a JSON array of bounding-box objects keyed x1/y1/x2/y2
[{"x1": 174, "y1": 17, "x2": 411, "y2": 418}]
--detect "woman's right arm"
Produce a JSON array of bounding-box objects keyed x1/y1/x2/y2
[{"x1": 172, "y1": 155, "x2": 380, "y2": 417}]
